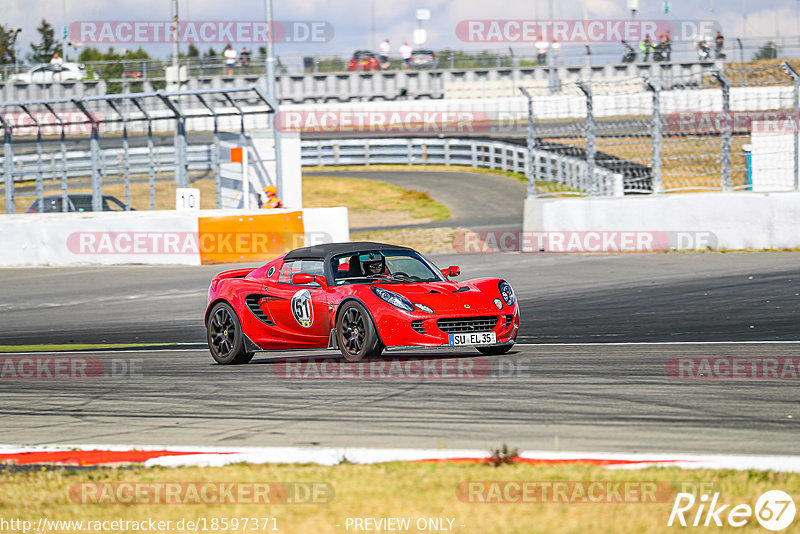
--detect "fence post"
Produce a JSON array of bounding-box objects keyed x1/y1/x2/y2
[
  {"x1": 712, "y1": 68, "x2": 732, "y2": 192},
  {"x1": 577, "y1": 80, "x2": 596, "y2": 195},
  {"x1": 35, "y1": 123, "x2": 44, "y2": 210},
  {"x1": 471, "y1": 140, "x2": 477, "y2": 167},
  {"x1": 518, "y1": 86, "x2": 537, "y2": 198},
  {"x1": 643, "y1": 74, "x2": 663, "y2": 194},
  {"x1": 157, "y1": 91, "x2": 189, "y2": 188},
  {"x1": 2, "y1": 121, "x2": 13, "y2": 214},
  {"x1": 73, "y1": 98, "x2": 105, "y2": 212},
  {"x1": 107, "y1": 100, "x2": 131, "y2": 210},
  {"x1": 782, "y1": 61, "x2": 800, "y2": 191},
  {"x1": 60, "y1": 125, "x2": 68, "y2": 212}
]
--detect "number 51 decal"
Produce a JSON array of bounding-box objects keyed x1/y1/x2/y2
[{"x1": 291, "y1": 289, "x2": 314, "y2": 328}]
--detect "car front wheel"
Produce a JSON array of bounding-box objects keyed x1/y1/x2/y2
[
  {"x1": 336, "y1": 301, "x2": 383, "y2": 362},
  {"x1": 207, "y1": 302, "x2": 254, "y2": 365}
]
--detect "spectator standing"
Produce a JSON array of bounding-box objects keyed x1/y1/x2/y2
[
  {"x1": 261, "y1": 185, "x2": 283, "y2": 209},
  {"x1": 50, "y1": 52, "x2": 64, "y2": 80},
  {"x1": 640, "y1": 35, "x2": 652, "y2": 61},
  {"x1": 714, "y1": 31, "x2": 725, "y2": 59},
  {"x1": 224, "y1": 45, "x2": 237, "y2": 76},
  {"x1": 379, "y1": 39, "x2": 391, "y2": 69},
  {"x1": 536, "y1": 37, "x2": 548, "y2": 65},
  {"x1": 240, "y1": 47, "x2": 251, "y2": 73},
  {"x1": 551, "y1": 39, "x2": 560, "y2": 65},
  {"x1": 399, "y1": 41, "x2": 412, "y2": 70}
]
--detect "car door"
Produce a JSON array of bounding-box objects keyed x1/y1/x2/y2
[{"x1": 265, "y1": 259, "x2": 332, "y2": 346}]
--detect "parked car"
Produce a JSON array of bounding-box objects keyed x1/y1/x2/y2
[
  {"x1": 205, "y1": 241, "x2": 519, "y2": 364},
  {"x1": 347, "y1": 50, "x2": 380, "y2": 71},
  {"x1": 409, "y1": 49, "x2": 438, "y2": 69},
  {"x1": 26, "y1": 194, "x2": 129, "y2": 213},
  {"x1": 9, "y1": 63, "x2": 88, "y2": 83}
]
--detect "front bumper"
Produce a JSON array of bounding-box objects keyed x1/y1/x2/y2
[{"x1": 376, "y1": 310, "x2": 520, "y2": 349}]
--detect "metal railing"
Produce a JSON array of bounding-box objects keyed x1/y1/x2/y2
[
  {"x1": 2, "y1": 35, "x2": 795, "y2": 79},
  {"x1": 516, "y1": 62, "x2": 800, "y2": 196},
  {"x1": 0, "y1": 86, "x2": 277, "y2": 214},
  {"x1": 300, "y1": 137, "x2": 623, "y2": 197}
]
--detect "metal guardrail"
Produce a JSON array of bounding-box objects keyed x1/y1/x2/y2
[
  {"x1": 300, "y1": 138, "x2": 623, "y2": 197},
  {"x1": 0, "y1": 86, "x2": 277, "y2": 214},
  {"x1": 2, "y1": 145, "x2": 215, "y2": 182},
  {"x1": 2, "y1": 137, "x2": 624, "y2": 201}
]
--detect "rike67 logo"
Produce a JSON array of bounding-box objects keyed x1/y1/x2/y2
[{"x1": 668, "y1": 490, "x2": 796, "y2": 531}]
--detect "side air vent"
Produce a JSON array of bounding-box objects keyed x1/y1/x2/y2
[
  {"x1": 245, "y1": 294, "x2": 275, "y2": 325},
  {"x1": 411, "y1": 320, "x2": 426, "y2": 334},
  {"x1": 505, "y1": 315, "x2": 514, "y2": 329},
  {"x1": 453, "y1": 286, "x2": 470, "y2": 293}
]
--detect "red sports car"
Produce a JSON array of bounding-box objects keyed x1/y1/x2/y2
[
  {"x1": 347, "y1": 50, "x2": 380, "y2": 71},
  {"x1": 205, "y1": 242, "x2": 519, "y2": 364}
]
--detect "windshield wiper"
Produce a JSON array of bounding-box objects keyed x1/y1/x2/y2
[{"x1": 365, "y1": 274, "x2": 396, "y2": 283}]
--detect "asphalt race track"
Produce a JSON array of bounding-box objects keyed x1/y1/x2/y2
[{"x1": 1, "y1": 253, "x2": 799, "y2": 454}]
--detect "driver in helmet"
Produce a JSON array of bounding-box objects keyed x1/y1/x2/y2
[{"x1": 360, "y1": 253, "x2": 386, "y2": 276}]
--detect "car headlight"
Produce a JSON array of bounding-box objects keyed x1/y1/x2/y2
[
  {"x1": 372, "y1": 287, "x2": 414, "y2": 312},
  {"x1": 494, "y1": 298, "x2": 503, "y2": 310},
  {"x1": 499, "y1": 280, "x2": 515, "y2": 306},
  {"x1": 415, "y1": 303, "x2": 434, "y2": 313}
]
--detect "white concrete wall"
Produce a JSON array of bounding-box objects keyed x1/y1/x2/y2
[
  {"x1": 523, "y1": 192, "x2": 800, "y2": 251},
  {"x1": 0, "y1": 207, "x2": 349, "y2": 267}
]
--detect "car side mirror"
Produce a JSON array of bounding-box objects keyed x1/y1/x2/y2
[
  {"x1": 292, "y1": 273, "x2": 313, "y2": 285},
  {"x1": 292, "y1": 273, "x2": 326, "y2": 287},
  {"x1": 441, "y1": 266, "x2": 460, "y2": 278}
]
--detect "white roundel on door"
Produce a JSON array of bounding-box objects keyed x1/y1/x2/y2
[{"x1": 291, "y1": 289, "x2": 314, "y2": 328}]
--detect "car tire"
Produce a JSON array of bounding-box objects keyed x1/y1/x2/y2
[
  {"x1": 336, "y1": 301, "x2": 383, "y2": 362},
  {"x1": 207, "y1": 302, "x2": 253, "y2": 365},
  {"x1": 477, "y1": 344, "x2": 514, "y2": 356}
]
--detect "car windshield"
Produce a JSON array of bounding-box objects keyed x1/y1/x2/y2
[{"x1": 331, "y1": 250, "x2": 444, "y2": 285}]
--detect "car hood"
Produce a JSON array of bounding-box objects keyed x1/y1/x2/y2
[{"x1": 382, "y1": 281, "x2": 501, "y2": 314}]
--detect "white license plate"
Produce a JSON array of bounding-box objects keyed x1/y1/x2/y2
[{"x1": 448, "y1": 332, "x2": 496, "y2": 346}]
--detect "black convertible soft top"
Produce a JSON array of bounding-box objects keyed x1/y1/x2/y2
[{"x1": 284, "y1": 241, "x2": 415, "y2": 262}]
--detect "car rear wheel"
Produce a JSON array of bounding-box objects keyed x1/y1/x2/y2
[
  {"x1": 477, "y1": 344, "x2": 514, "y2": 356},
  {"x1": 336, "y1": 301, "x2": 383, "y2": 362},
  {"x1": 207, "y1": 302, "x2": 254, "y2": 365}
]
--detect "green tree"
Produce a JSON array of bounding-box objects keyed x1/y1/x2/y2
[
  {"x1": 186, "y1": 44, "x2": 200, "y2": 57},
  {"x1": 753, "y1": 41, "x2": 778, "y2": 60},
  {"x1": 77, "y1": 46, "x2": 151, "y2": 93},
  {"x1": 0, "y1": 25, "x2": 21, "y2": 65},
  {"x1": 29, "y1": 19, "x2": 59, "y2": 64}
]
